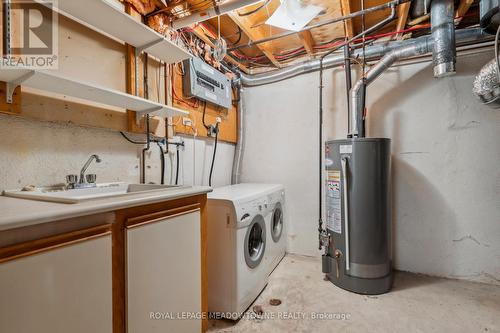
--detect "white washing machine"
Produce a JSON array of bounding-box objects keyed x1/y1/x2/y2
[
  {"x1": 207, "y1": 183, "x2": 284, "y2": 317},
  {"x1": 264, "y1": 186, "x2": 286, "y2": 274}
]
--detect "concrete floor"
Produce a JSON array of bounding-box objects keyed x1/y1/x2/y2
[{"x1": 208, "y1": 255, "x2": 500, "y2": 333}]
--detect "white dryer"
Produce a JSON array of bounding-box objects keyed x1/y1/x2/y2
[
  {"x1": 207, "y1": 183, "x2": 284, "y2": 317},
  {"x1": 264, "y1": 185, "x2": 286, "y2": 273}
]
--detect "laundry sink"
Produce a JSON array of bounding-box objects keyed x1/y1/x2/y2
[{"x1": 3, "y1": 182, "x2": 187, "y2": 204}]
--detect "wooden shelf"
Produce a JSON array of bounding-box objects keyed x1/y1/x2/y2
[
  {"x1": 49, "y1": 0, "x2": 192, "y2": 64},
  {"x1": 0, "y1": 69, "x2": 188, "y2": 119}
]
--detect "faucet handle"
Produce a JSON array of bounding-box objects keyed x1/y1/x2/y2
[
  {"x1": 66, "y1": 174, "x2": 78, "y2": 184},
  {"x1": 86, "y1": 174, "x2": 97, "y2": 184}
]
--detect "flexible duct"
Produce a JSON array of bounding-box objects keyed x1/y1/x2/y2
[
  {"x1": 231, "y1": 86, "x2": 245, "y2": 184},
  {"x1": 431, "y1": 0, "x2": 456, "y2": 77},
  {"x1": 473, "y1": 58, "x2": 500, "y2": 108},
  {"x1": 240, "y1": 28, "x2": 489, "y2": 87}
]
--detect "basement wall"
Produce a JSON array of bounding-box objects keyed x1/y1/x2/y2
[
  {"x1": 0, "y1": 114, "x2": 234, "y2": 190},
  {"x1": 241, "y1": 50, "x2": 500, "y2": 285}
]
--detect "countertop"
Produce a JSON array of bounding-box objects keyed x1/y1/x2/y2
[{"x1": 0, "y1": 186, "x2": 212, "y2": 232}]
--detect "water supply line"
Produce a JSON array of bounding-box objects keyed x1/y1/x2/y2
[{"x1": 232, "y1": 84, "x2": 245, "y2": 184}]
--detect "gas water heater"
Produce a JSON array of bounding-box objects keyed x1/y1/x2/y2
[{"x1": 322, "y1": 138, "x2": 392, "y2": 295}]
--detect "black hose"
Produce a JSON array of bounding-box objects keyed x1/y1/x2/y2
[
  {"x1": 157, "y1": 142, "x2": 165, "y2": 185},
  {"x1": 208, "y1": 125, "x2": 219, "y2": 187},
  {"x1": 175, "y1": 146, "x2": 180, "y2": 185},
  {"x1": 202, "y1": 101, "x2": 210, "y2": 130}
]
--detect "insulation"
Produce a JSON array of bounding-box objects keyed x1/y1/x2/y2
[
  {"x1": 147, "y1": 13, "x2": 170, "y2": 35},
  {"x1": 122, "y1": 0, "x2": 163, "y2": 15}
]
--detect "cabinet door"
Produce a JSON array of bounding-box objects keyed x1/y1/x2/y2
[
  {"x1": 0, "y1": 234, "x2": 113, "y2": 333},
  {"x1": 127, "y1": 210, "x2": 201, "y2": 333}
]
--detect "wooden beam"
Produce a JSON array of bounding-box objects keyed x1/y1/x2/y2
[
  {"x1": 125, "y1": 4, "x2": 146, "y2": 133},
  {"x1": 227, "y1": 12, "x2": 281, "y2": 68},
  {"x1": 408, "y1": 14, "x2": 430, "y2": 26},
  {"x1": 340, "y1": 0, "x2": 354, "y2": 38},
  {"x1": 299, "y1": 31, "x2": 315, "y2": 57},
  {"x1": 191, "y1": 25, "x2": 250, "y2": 74},
  {"x1": 394, "y1": 2, "x2": 411, "y2": 40},
  {"x1": 455, "y1": 0, "x2": 474, "y2": 24}
]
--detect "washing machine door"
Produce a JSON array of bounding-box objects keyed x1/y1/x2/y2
[
  {"x1": 271, "y1": 202, "x2": 283, "y2": 243},
  {"x1": 244, "y1": 215, "x2": 266, "y2": 269}
]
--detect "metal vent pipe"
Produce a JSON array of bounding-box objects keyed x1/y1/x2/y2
[
  {"x1": 239, "y1": 28, "x2": 489, "y2": 87},
  {"x1": 349, "y1": 39, "x2": 432, "y2": 136},
  {"x1": 431, "y1": 0, "x2": 456, "y2": 77}
]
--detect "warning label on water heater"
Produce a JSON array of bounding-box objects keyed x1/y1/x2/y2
[{"x1": 326, "y1": 170, "x2": 342, "y2": 233}]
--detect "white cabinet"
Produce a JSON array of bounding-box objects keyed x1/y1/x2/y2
[
  {"x1": 126, "y1": 210, "x2": 202, "y2": 333},
  {"x1": 0, "y1": 234, "x2": 113, "y2": 333}
]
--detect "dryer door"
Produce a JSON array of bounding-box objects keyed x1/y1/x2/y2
[
  {"x1": 244, "y1": 215, "x2": 266, "y2": 269},
  {"x1": 271, "y1": 202, "x2": 284, "y2": 243}
]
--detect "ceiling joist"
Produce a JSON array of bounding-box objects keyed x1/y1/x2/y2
[
  {"x1": 227, "y1": 11, "x2": 282, "y2": 68},
  {"x1": 455, "y1": 0, "x2": 474, "y2": 24},
  {"x1": 340, "y1": 0, "x2": 354, "y2": 38},
  {"x1": 299, "y1": 31, "x2": 315, "y2": 57},
  {"x1": 394, "y1": 1, "x2": 411, "y2": 39}
]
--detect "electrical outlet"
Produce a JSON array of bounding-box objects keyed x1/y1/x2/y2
[
  {"x1": 216, "y1": 116, "x2": 222, "y2": 123},
  {"x1": 182, "y1": 117, "x2": 192, "y2": 126},
  {"x1": 207, "y1": 124, "x2": 219, "y2": 138}
]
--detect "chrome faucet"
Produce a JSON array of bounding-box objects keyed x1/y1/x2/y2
[{"x1": 79, "y1": 154, "x2": 102, "y2": 184}]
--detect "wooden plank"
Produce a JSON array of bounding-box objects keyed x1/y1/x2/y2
[
  {"x1": 408, "y1": 14, "x2": 430, "y2": 26},
  {"x1": 340, "y1": 0, "x2": 355, "y2": 38},
  {"x1": 299, "y1": 31, "x2": 315, "y2": 57},
  {"x1": 125, "y1": 4, "x2": 146, "y2": 134},
  {"x1": 394, "y1": 2, "x2": 411, "y2": 40},
  {"x1": 227, "y1": 12, "x2": 282, "y2": 68},
  {"x1": 455, "y1": 0, "x2": 474, "y2": 23}
]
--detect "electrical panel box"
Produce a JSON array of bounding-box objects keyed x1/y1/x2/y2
[{"x1": 182, "y1": 57, "x2": 232, "y2": 109}]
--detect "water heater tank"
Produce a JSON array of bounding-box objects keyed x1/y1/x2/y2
[{"x1": 323, "y1": 138, "x2": 392, "y2": 295}]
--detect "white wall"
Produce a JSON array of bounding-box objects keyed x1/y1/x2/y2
[
  {"x1": 0, "y1": 115, "x2": 234, "y2": 191},
  {"x1": 242, "y1": 50, "x2": 500, "y2": 285}
]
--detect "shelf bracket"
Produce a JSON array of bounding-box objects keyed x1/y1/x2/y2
[
  {"x1": 135, "y1": 106, "x2": 163, "y2": 125},
  {"x1": 5, "y1": 71, "x2": 35, "y2": 104}
]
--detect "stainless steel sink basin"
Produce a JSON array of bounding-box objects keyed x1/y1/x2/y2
[{"x1": 3, "y1": 182, "x2": 188, "y2": 204}]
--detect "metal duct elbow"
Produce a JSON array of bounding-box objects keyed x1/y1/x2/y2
[
  {"x1": 349, "y1": 39, "x2": 432, "y2": 137},
  {"x1": 473, "y1": 59, "x2": 500, "y2": 108},
  {"x1": 431, "y1": 0, "x2": 456, "y2": 77}
]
